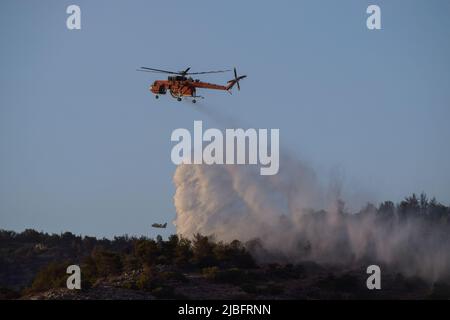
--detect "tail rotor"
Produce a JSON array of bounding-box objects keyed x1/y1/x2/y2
[{"x1": 227, "y1": 67, "x2": 247, "y2": 92}]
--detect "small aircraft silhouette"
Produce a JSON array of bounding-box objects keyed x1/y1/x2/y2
[{"x1": 151, "y1": 222, "x2": 167, "y2": 228}]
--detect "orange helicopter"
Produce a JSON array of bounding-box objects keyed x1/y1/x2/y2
[{"x1": 137, "y1": 66, "x2": 246, "y2": 103}]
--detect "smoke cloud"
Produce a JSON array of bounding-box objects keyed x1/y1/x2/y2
[{"x1": 173, "y1": 105, "x2": 450, "y2": 282}]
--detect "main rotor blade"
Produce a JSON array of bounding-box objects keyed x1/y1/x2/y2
[
  {"x1": 138, "y1": 67, "x2": 231, "y2": 76},
  {"x1": 136, "y1": 69, "x2": 168, "y2": 74},
  {"x1": 139, "y1": 67, "x2": 180, "y2": 74},
  {"x1": 186, "y1": 69, "x2": 231, "y2": 75}
]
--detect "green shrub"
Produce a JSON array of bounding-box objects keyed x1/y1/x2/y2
[
  {"x1": 174, "y1": 238, "x2": 193, "y2": 268},
  {"x1": 151, "y1": 285, "x2": 186, "y2": 299},
  {"x1": 212, "y1": 240, "x2": 256, "y2": 269},
  {"x1": 160, "y1": 271, "x2": 188, "y2": 282},
  {"x1": 136, "y1": 266, "x2": 157, "y2": 291},
  {"x1": 428, "y1": 282, "x2": 450, "y2": 299},
  {"x1": 240, "y1": 283, "x2": 259, "y2": 294},
  {"x1": 217, "y1": 268, "x2": 247, "y2": 284},
  {"x1": 151, "y1": 286, "x2": 174, "y2": 299},
  {"x1": 240, "y1": 282, "x2": 284, "y2": 295},
  {"x1": 202, "y1": 266, "x2": 220, "y2": 280},
  {"x1": 29, "y1": 261, "x2": 70, "y2": 293},
  {"x1": 192, "y1": 234, "x2": 216, "y2": 267},
  {"x1": 91, "y1": 249, "x2": 123, "y2": 277},
  {"x1": 0, "y1": 287, "x2": 20, "y2": 300},
  {"x1": 266, "y1": 283, "x2": 284, "y2": 295},
  {"x1": 134, "y1": 239, "x2": 159, "y2": 266},
  {"x1": 122, "y1": 254, "x2": 141, "y2": 272},
  {"x1": 203, "y1": 267, "x2": 247, "y2": 285}
]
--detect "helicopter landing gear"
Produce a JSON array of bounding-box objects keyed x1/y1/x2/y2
[
  {"x1": 155, "y1": 95, "x2": 159, "y2": 99},
  {"x1": 192, "y1": 99, "x2": 196, "y2": 104},
  {"x1": 177, "y1": 97, "x2": 182, "y2": 102}
]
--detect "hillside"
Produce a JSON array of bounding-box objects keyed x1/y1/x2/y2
[{"x1": 1, "y1": 235, "x2": 450, "y2": 299}]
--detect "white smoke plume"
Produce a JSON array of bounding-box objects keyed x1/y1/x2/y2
[
  {"x1": 173, "y1": 155, "x2": 322, "y2": 243},
  {"x1": 173, "y1": 105, "x2": 450, "y2": 282}
]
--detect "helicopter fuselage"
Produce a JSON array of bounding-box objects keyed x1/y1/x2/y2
[{"x1": 150, "y1": 76, "x2": 229, "y2": 100}]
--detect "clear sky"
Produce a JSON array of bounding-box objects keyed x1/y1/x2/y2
[{"x1": 1, "y1": 0, "x2": 449, "y2": 238}]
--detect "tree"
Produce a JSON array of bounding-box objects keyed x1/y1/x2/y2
[
  {"x1": 134, "y1": 239, "x2": 159, "y2": 266},
  {"x1": 174, "y1": 237, "x2": 193, "y2": 268},
  {"x1": 192, "y1": 234, "x2": 216, "y2": 267},
  {"x1": 29, "y1": 261, "x2": 69, "y2": 293},
  {"x1": 378, "y1": 201, "x2": 395, "y2": 218},
  {"x1": 419, "y1": 192, "x2": 429, "y2": 215},
  {"x1": 399, "y1": 193, "x2": 420, "y2": 218},
  {"x1": 91, "y1": 248, "x2": 123, "y2": 276}
]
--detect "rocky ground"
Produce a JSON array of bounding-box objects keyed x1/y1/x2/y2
[
  {"x1": 19, "y1": 263, "x2": 450, "y2": 300},
  {"x1": 2, "y1": 229, "x2": 450, "y2": 300}
]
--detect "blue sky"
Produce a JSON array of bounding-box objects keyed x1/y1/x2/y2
[{"x1": 1, "y1": 0, "x2": 449, "y2": 238}]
